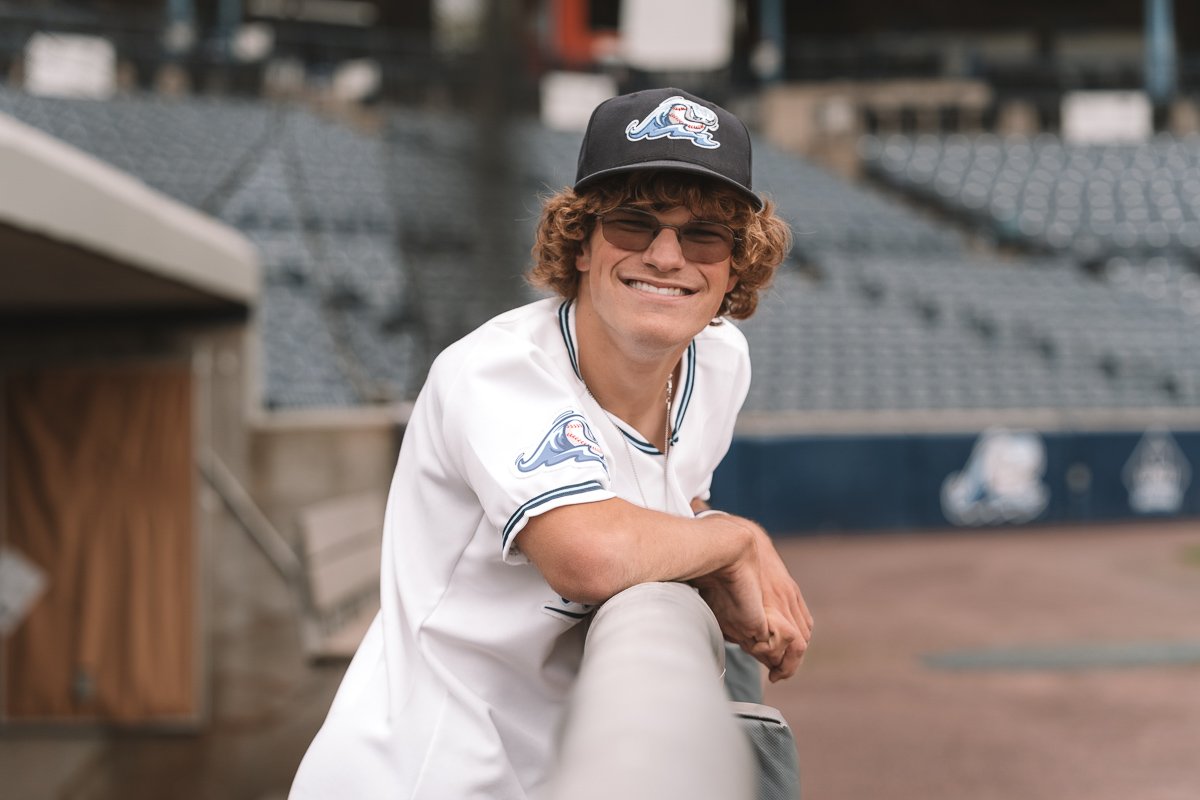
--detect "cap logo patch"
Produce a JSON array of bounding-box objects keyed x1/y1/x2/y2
[
  {"x1": 515, "y1": 411, "x2": 608, "y2": 475},
  {"x1": 625, "y1": 96, "x2": 721, "y2": 150}
]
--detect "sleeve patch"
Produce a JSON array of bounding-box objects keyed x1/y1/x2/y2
[{"x1": 514, "y1": 411, "x2": 608, "y2": 476}]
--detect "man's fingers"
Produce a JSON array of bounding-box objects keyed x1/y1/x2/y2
[
  {"x1": 781, "y1": 595, "x2": 810, "y2": 641},
  {"x1": 742, "y1": 635, "x2": 770, "y2": 662},
  {"x1": 761, "y1": 573, "x2": 812, "y2": 638},
  {"x1": 795, "y1": 592, "x2": 814, "y2": 633},
  {"x1": 755, "y1": 610, "x2": 810, "y2": 682},
  {"x1": 744, "y1": 618, "x2": 811, "y2": 681},
  {"x1": 766, "y1": 632, "x2": 807, "y2": 682}
]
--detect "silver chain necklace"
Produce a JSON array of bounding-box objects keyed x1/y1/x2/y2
[{"x1": 585, "y1": 373, "x2": 673, "y2": 510}]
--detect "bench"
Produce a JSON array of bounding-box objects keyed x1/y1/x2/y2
[{"x1": 295, "y1": 492, "x2": 386, "y2": 661}]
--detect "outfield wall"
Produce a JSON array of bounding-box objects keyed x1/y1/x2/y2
[{"x1": 711, "y1": 427, "x2": 1200, "y2": 534}]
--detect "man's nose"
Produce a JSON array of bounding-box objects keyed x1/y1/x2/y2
[{"x1": 642, "y1": 226, "x2": 686, "y2": 270}]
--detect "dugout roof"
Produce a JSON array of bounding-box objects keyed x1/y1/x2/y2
[{"x1": 0, "y1": 112, "x2": 258, "y2": 317}]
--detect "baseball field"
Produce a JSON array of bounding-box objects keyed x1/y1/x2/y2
[{"x1": 767, "y1": 519, "x2": 1200, "y2": 800}]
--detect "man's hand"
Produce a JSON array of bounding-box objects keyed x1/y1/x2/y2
[
  {"x1": 691, "y1": 509, "x2": 813, "y2": 682},
  {"x1": 690, "y1": 523, "x2": 770, "y2": 653},
  {"x1": 753, "y1": 524, "x2": 813, "y2": 681}
]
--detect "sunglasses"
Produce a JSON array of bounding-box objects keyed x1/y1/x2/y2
[{"x1": 596, "y1": 207, "x2": 738, "y2": 263}]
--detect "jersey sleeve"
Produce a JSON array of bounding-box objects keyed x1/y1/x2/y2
[{"x1": 440, "y1": 334, "x2": 615, "y2": 565}]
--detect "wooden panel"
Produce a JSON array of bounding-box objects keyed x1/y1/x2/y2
[{"x1": 3, "y1": 363, "x2": 195, "y2": 723}]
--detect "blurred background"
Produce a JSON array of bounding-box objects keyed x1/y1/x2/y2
[{"x1": 0, "y1": 1, "x2": 1198, "y2": 798}]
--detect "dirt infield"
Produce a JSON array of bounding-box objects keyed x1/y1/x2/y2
[{"x1": 765, "y1": 520, "x2": 1200, "y2": 800}]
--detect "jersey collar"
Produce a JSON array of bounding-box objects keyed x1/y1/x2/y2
[{"x1": 558, "y1": 299, "x2": 695, "y2": 454}]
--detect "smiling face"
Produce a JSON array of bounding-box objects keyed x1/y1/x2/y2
[{"x1": 575, "y1": 204, "x2": 738, "y2": 356}]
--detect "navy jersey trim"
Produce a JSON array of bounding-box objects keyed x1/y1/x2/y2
[
  {"x1": 558, "y1": 300, "x2": 582, "y2": 380},
  {"x1": 558, "y1": 299, "x2": 697, "y2": 452},
  {"x1": 620, "y1": 426, "x2": 661, "y2": 455},
  {"x1": 616, "y1": 339, "x2": 697, "y2": 453},
  {"x1": 502, "y1": 480, "x2": 606, "y2": 549},
  {"x1": 542, "y1": 605, "x2": 593, "y2": 620},
  {"x1": 673, "y1": 341, "x2": 697, "y2": 445}
]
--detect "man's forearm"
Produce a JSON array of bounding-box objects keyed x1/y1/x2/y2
[
  {"x1": 520, "y1": 496, "x2": 810, "y2": 678},
  {"x1": 519, "y1": 497, "x2": 758, "y2": 604}
]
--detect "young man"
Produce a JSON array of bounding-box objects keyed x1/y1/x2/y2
[{"x1": 289, "y1": 87, "x2": 811, "y2": 800}]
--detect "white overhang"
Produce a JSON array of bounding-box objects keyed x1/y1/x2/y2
[{"x1": 0, "y1": 111, "x2": 259, "y2": 315}]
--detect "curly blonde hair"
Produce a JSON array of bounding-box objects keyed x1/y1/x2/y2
[{"x1": 528, "y1": 172, "x2": 791, "y2": 319}]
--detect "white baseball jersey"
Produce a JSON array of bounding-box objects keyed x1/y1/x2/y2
[{"x1": 289, "y1": 297, "x2": 750, "y2": 800}]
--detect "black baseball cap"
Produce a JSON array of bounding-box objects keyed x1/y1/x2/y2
[{"x1": 574, "y1": 87, "x2": 763, "y2": 211}]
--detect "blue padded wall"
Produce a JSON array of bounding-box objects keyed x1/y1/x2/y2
[{"x1": 711, "y1": 429, "x2": 1200, "y2": 534}]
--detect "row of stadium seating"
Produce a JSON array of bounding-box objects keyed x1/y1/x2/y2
[
  {"x1": 0, "y1": 88, "x2": 421, "y2": 409},
  {"x1": 739, "y1": 258, "x2": 1196, "y2": 413},
  {"x1": 757, "y1": 143, "x2": 965, "y2": 256},
  {"x1": 861, "y1": 133, "x2": 1200, "y2": 260},
  {"x1": 4, "y1": 87, "x2": 1197, "y2": 415},
  {"x1": 0, "y1": 88, "x2": 272, "y2": 212}
]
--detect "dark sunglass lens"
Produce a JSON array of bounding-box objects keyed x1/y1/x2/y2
[
  {"x1": 599, "y1": 210, "x2": 735, "y2": 261},
  {"x1": 601, "y1": 211, "x2": 657, "y2": 249},
  {"x1": 680, "y1": 243, "x2": 730, "y2": 262},
  {"x1": 680, "y1": 224, "x2": 735, "y2": 262}
]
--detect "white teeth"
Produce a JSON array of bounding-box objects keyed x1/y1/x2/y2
[{"x1": 627, "y1": 280, "x2": 688, "y2": 297}]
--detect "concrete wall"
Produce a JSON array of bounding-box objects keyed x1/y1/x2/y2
[
  {"x1": 760, "y1": 80, "x2": 993, "y2": 177},
  {"x1": 248, "y1": 406, "x2": 406, "y2": 543}
]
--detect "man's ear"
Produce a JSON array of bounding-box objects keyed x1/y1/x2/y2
[{"x1": 576, "y1": 237, "x2": 592, "y2": 273}]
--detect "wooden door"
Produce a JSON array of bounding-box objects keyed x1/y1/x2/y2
[{"x1": 2, "y1": 363, "x2": 197, "y2": 724}]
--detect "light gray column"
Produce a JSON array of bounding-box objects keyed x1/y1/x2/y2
[
  {"x1": 217, "y1": 0, "x2": 242, "y2": 62},
  {"x1": 1144, "y1": 0, "x2": 1178, "y2": 105},
  {"x1": 164, "y1": 0, "x2": 196, "y2": 56},
  {"x1": 546, "y1": 582, "x2": 755, "y2": 800},
  {"x1": 757, "y1": 0, "x2": 786, "y2": 84}
]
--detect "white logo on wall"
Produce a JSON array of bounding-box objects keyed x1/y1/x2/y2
[
  {"x1": 942, "y1": 429, "x2": 1050, "y2": 526},
  {"x1": 1123, "y1": 428, "x2": 1191, "y2": 514}
]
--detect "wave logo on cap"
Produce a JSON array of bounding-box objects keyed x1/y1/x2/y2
[{"x1": 625, "y1": 96, "x2": 721, "y2": 149}]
